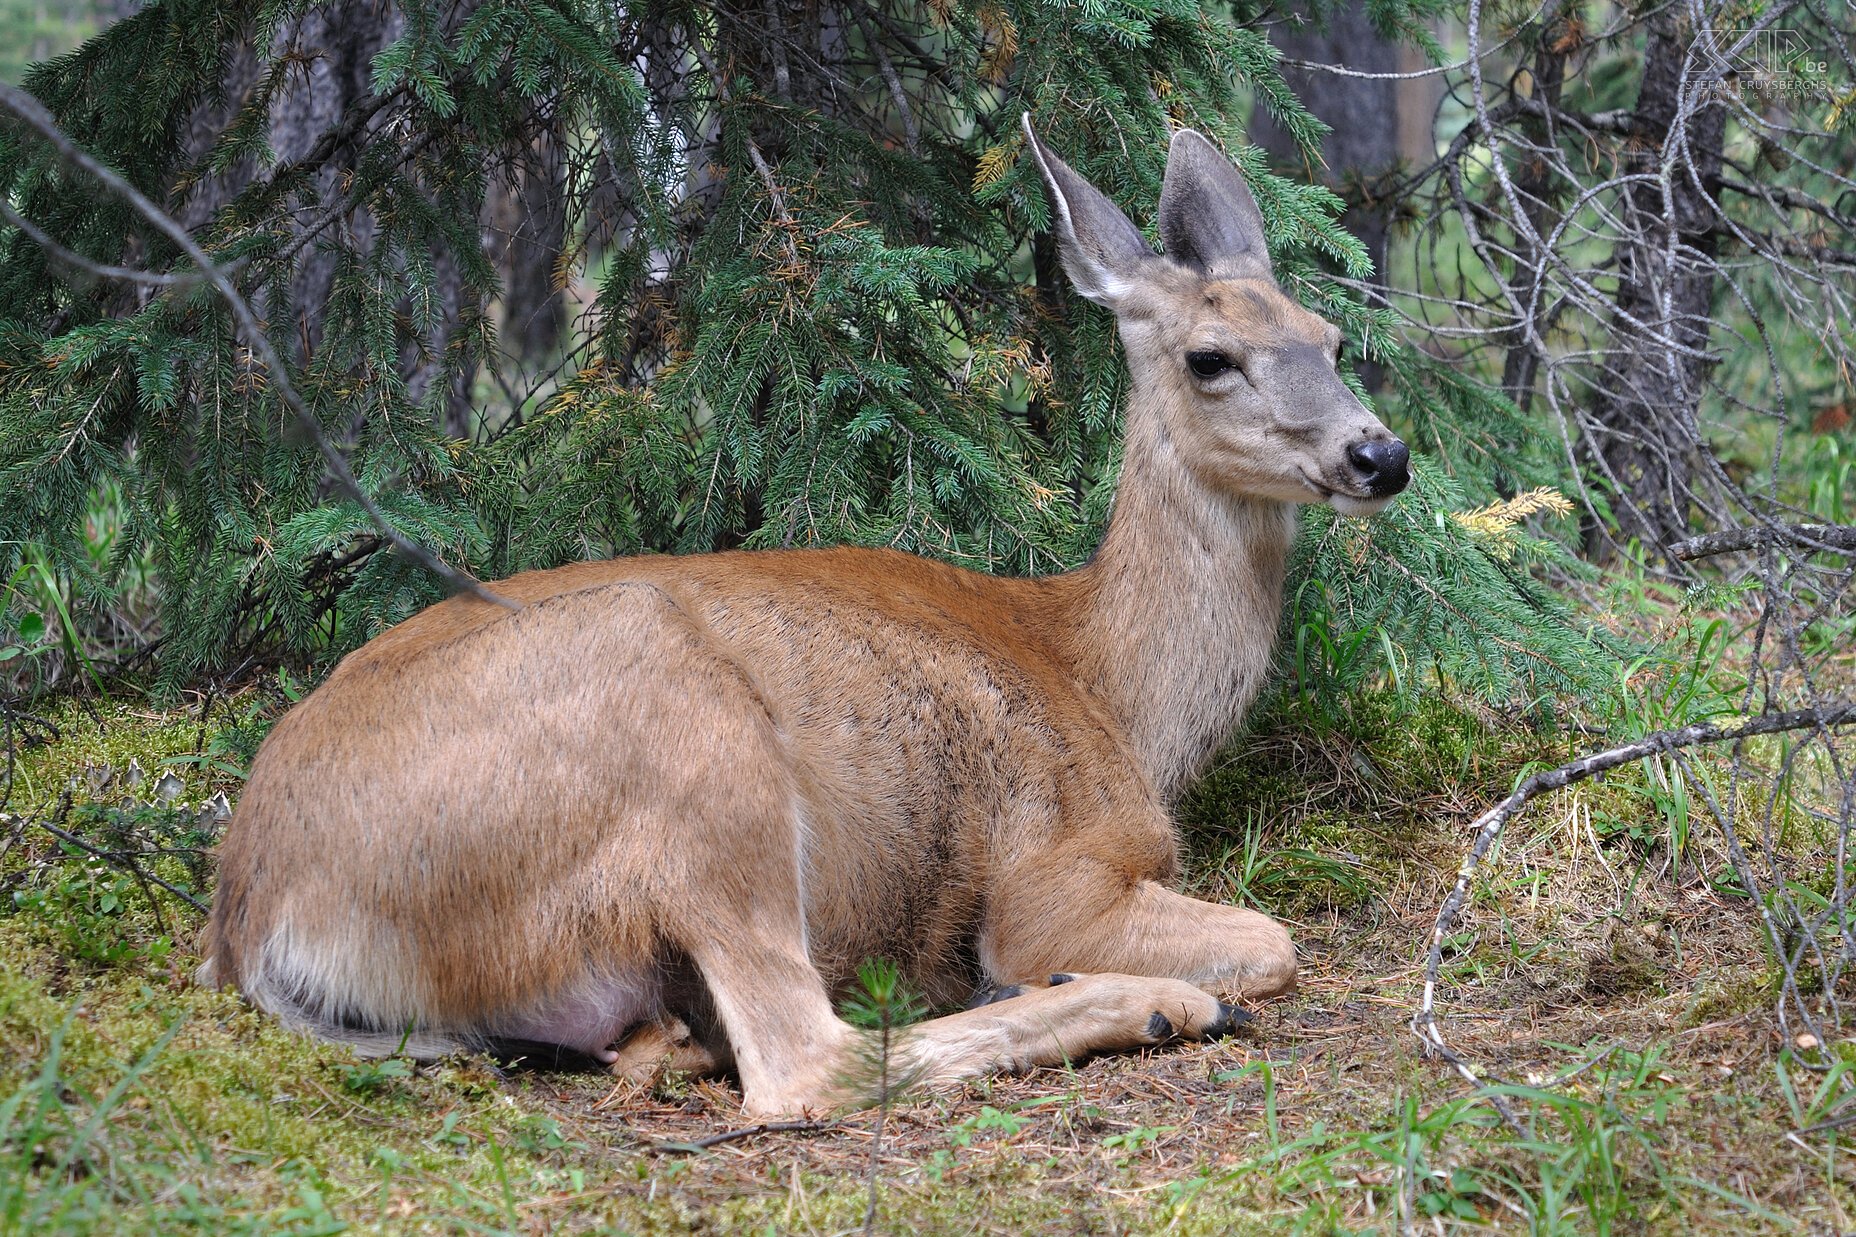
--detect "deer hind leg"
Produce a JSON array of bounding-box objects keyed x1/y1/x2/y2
[
  {"x1": 983, "y1": 860, "x2": 1298, "y2": 1001},
  {"x1": 607, "y1": 1017, "x2": 722, "y2": 1087},
  {"x1": 659, "y1": 792, "x2": 859, "y2": 1117},
  {"x1": 676, "y1": 920, "x2": 859, "y2": 1118}
]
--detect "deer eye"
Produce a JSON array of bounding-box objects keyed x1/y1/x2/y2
[{"x1": 1186, "y1": 350, "x2": 1234, "y2": 379}]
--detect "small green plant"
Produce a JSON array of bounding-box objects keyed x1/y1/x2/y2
[
  {"x1": 512, "y1": 1112, "x2": 583, "y2": 1157},
  {"x1": 1585, "y1": 613, "x2": 1744, "y2": 867},
  {"x1": 5, "y1": 790, "x2": 220, "y2": 968},
  {"x1": 1413, "y1": 1166, "x2": 1486, "y2": 1222},
  {"x1": 948, "y1": 1100, "x2": 1054, "y2": 1147},
  {"x1": 838, "y1": 957, "x2": 926, "y2": 1236},
  {"x1": 9, "y1": 852, "x2": 168, "y2": 967},
  {"x1": 335, "y1": 1056, "x2": 412, "y2": 1097},
  {"x1": 0, "y1": 552, "x2": 110, "y2": 697},
  {"x1": 429, "y1": 1110, "x2": 471, "y2": 1150},
  {"x1": 1799, "y1": 431, "x2": 1850, "y2": 526},
  {"x1": 1775, "y1": 1045, "x2": 1856, "y2": 1130},
  {"x1": 1202, "y1": 820, "x2": 1373, "y2": 913},
  {"x1": 1354, "y1": 1094, "x2": 1499, "y2": 1227},
  {"x1": 272, "y1": 1158, "x2": 347, "y2": 1234},
  {"x1": 0, "y1": 606, "x2": 46, "y2": 667},
  {"x1": 1215, "y1": 1058, "x2": 1285, "y2": 1145},
  {"x1": 1100, "y1": 1123, "x2": 1174, "y2": 1155},
  {"x1": 1480, "y1": 1043, "x2": 1691, "y2": 1234}
]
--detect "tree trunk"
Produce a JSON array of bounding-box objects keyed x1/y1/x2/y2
[
  {"x1": 1585, "y1": 8, "x2": 1726, "y2": 556},
  {"x1": 1253, "y1": 2, "x2": 1417, "y2": 391},
  {"x1": 266, "y1": 4, "x2": 405, "y2": 359},
  {"x1": 485, "y1": 104, "x2": 567, "y2": 373}
]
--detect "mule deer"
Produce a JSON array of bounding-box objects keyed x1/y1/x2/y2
[{"x1": 199, "y1": 119, "x2": 1410, "y2": 1117}]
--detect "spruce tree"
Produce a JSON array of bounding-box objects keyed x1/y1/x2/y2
[{"x1": 0, "y1": 0, "x2": 1606, "y2": 704}]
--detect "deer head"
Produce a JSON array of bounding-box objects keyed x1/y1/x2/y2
[{"x1": 1023, "y1": 118, "x2": 1410, "y2": 516}]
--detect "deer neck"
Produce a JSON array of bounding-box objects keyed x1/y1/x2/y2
[{"x1": 1058, "y1": 401, "x2": 1298, "y2": 802}]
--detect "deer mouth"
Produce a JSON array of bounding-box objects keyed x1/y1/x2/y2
[{"x1": 1301, "y1": 470, "x2": 1395, "y2": 517}]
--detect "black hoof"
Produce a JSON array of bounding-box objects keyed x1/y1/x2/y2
[
  {"x1": 1048, "y1": 973, "x2": 1078, "y2": 986},
  {"x1": 1205, "y1": 1002, "x2": 1255, "y2": 1038},
  {"x1": 966, "y1": 983, "x2": 1027, "y2": 1009},
  {"x1": 1146, "y1": 1011, "x2": 1176, "y2": 1041}
]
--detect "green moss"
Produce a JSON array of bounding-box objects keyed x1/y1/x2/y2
[
  {"x1": 7, "y1": 698, "x2": 239, "y2": 805},
  {"x1": 1679, "y1": 969, "x2": 1781, "y2": 1027}
]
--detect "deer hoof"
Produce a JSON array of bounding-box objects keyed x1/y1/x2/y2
[
  {"x1": 1205, "y1": 1002, "x2": 1255, "y2": 1038},
  {"x1": 966, "y1": 983, "x2": 1027, "y2": 1008}
]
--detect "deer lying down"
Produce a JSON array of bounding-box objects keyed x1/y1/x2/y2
[{"x1": 198, "y1": 119, "x2": 1410, "y2": 1118}]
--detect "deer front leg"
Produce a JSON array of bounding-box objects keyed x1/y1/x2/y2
[
  {"x1": 688, "y1": 932, "x2": 1243, "y2": 1117},
  {"x1": 895, "y1": 973, "x2": 1243, "y2": 1088},
  {"x1": 982, "y1": 860, "x2": 1297, "y2": 1000}
]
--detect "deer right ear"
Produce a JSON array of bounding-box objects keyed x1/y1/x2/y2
[
  {"x1": 1021, "y1": 115, "x2": 1152, "y2": 307},
  {"x1": 1158, "y1": 128, "x2": 1272, "y2": 281}
]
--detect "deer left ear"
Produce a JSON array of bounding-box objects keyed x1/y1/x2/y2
[
  {"x1": 1021, "y1": 114, "x2": 1154, "y2": 307},
  {"x1": 1158, "y1": 129, "x2": 1273, "y2": 281}
]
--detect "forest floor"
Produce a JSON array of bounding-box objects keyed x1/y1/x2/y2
[{"x1": 2, "y1": 647, "x2": 1852, "y2": 1234}]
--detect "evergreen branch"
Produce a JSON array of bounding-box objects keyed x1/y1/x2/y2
[
  {"x1": 0, "y1": 79, "x2": 518, "y2": 613},
  {"x1": 254, "y1": 132, "x2": 440, "y2": 281},
  {"x1": 1381, "y1": 547, "x2": 1582, "y2": 684},
  {"x1": 1413, "y1": 702, "x2": 1856, "y2": 1098},
  {"x1": 210, "y1": 84, "x2": 406, "y2": 214},
  {"x1": 686, "y1": 37, "x2": 801, "y2": 268}
]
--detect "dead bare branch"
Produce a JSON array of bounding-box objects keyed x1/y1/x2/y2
[
  {"x1": 1414, "y1": 703, "x2": 1856, "y2": 1082},
  {"x1": 1670, "y1": 523, "x2": 1856, "y2": 560}
]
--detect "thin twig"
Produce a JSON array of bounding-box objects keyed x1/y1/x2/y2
[
  {"x1": 1276, "y1": 0, "x2": 1552, "y2": 81},
  {"x1": 0, "y1": 198, "x2": 204, "y2": 287},
  {"x1": 648, "y1": 1120, "x2": 834, "y2": 1154},
  {"x1": 32, "y1": 814, "x2": 210, "y2": 913}
]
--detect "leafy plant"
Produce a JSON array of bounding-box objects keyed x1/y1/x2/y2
[
  {"x1": 0, "y1": 607, "x2": 46, "y2": 667},
  {"x1": 335, "y1": 1056, "x2": 413, "y2": 1097},
  {"x1": 948, "y1": 1100, "x2": 1049, "y2": 1147},
  {"x1": 1100, "y1": 1123, "x2": 1174, "y2": 1155},
  {"x1": 3, "y1": 765, "x2": 222, "y2": 966}
]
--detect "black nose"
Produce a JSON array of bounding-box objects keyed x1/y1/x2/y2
[{"x1": 1347, "y1": 438, "x2": 1410, "y2": 497}]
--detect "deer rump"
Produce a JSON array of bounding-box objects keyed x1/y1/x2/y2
[{"x1": 203, "y1": 119, "x2": 1408, "y2": 1117}]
